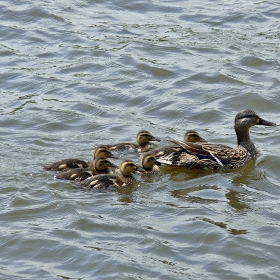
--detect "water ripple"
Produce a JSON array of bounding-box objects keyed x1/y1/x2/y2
[{"x1": 1, "y1": 0, "x2": 280, "y2": 279}]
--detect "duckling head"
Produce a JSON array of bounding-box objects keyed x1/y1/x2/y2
[
  {"x1": 141, "y1": 154, "x2": 161, "y2": 170},
  {"x1": 94, "y1": 156, "x2": 118, "y2": 172},
  {"x1": 120, "y1": 160, "x2": 145, "y2": 176},
  {"x1": 136, "y1": 130, "x2": 161, "y2": 146},
  {"x1": 94, "y1": 146, "x2": 117, "y2": 159},
  {"x1": 184, "y1": 130, "x2": 207, "y2": 143}
]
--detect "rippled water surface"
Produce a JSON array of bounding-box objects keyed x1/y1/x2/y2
[{"x1": 1, "y1": 0, "x2": 280, "y2": 279}]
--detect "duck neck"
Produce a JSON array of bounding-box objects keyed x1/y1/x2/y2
[{"x1": 235, "y1": 125, "x2": 257, "y2": 155}]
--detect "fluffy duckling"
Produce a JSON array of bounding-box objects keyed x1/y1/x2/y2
[
  {"x1": 102, "y1": 130, "x2": 160, "y2": 153},
  {"x1": 143, "y1": 130, "x2": 206, "y2": 160},
  {"x1": 43, "y1": 146, "x2": 116, "y2": 171},
  {"x1": 140, "y1": 154, "x2": 161, "y2": 174},
  {"x1": 54, "y1": 156, "x2": 118, "y2": 181},
  {"x1": 79, "y1": 160, "x2": 144, "y2": 189}
]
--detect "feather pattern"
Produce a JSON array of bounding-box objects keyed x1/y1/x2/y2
[
  {"x1": 79, "y1": 160, "x2": 144, "y2": 189},
  {"x1": 143, "y1": 130, "x2": 206, "y2": 165},
  {"x1": 43, "y1": 146, "x2": 116, "y2": 171},
  {"x1": 158, "y1": 109, "x2": 276, "y2": 169},
  {"x1": 55, "y1": 157, "x2": 117, "y2": 181},
  {"x1": 102, "y1": 130, "x2": 160, "y2": 153}
]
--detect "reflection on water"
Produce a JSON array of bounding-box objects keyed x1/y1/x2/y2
[
  {"x1": 231, "y1": 159, "x2": 257, "y2": 186},
  {"x1": 202, "y1": 218, "x2": 247, "y2": 235},
  {"x1": 225, "y1": 190, "x2": 251, "y2": 212},
  {"x1": 171, "y1": 184, "x2": 220, "y2": 204}
]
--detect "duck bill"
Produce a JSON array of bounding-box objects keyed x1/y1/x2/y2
[
  {"x1": 258, "y1": 118, "x2": 276, "y2": 126},
  {"x1": 154, "y1": 160, "x2": 161, "y2": 166},
  {"x1": 198, "y1": 137, "x2": 207, "y2": 143},
  {"x1": 109, "y1": 154, "x2": 118, "y2": 159},
  {"x1": 109, "y1": 162, "x2": 118, "y2": 168},
  {"x1": 151, "y1": 136, "x2": 161, "y2": 142},
  {"x1": 135, "y1": 166, "x2": 145, "y2": 173}
]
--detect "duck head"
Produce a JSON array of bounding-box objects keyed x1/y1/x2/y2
[
  {"x1": 184, "y1": 130, "x2": 207, "y2": 143},
  {"x1": 94, "y1": 156, "x2": 118, "y2": 172},
  {"x1": 94, "y1": 146, "x2": 118, "y2": 159},
  {"x1": 136, "y1": 130, "x2": 161, "y2": 146},
  {"x1": 120, "y1": 160, "x2": 145, "y2": 176},
  {"x1": 235, "y1": 109, "x2": 276, "y2": 129},
  {"x1": 141, "y1": 154, "x2": 161, "y2": 170}
]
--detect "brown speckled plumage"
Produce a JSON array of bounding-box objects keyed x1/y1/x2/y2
[
  {"x1": 55, "y1": 157, "x2": 117, "y2": 181},
  {"x1": 143, "y1": 130, "x2": 206, "y2": 162},
  {"x1": 159, "y1": 110, "x2": 276, "y2": 169},
  {"x1": 79, "y1": 160, "x2": 144, "y2": 189},
  {"x1": 43, "y1": 146, "x2": 116, "y2": 171},
  {"x1": 102, "y1": 130, "x2": 160, "y2": 153}
]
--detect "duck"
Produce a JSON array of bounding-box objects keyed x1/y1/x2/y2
[
  {"x1": 140, "y1": 154, "x2": 161, "y2": 174},
  {"x1": 142, "y1": 130, "x2": 206, "y2": 161},
  {"x1": 159, "y1": 109, "x2": 276, "y2": 169},
  {"x1": 54, "y1": 156, "x2": 118, "y2": 181},
  {"x1": 102, "y1": 130, "x2": 160, "y2": 153},
  {"x1": 43, "y1": 146, "x2": 117, "y2": 171},
  {"x1": 79, "y1": 160, "x2": 144, "y2": 189}
]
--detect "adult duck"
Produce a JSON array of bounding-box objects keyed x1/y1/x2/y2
[{"x1": 159, "y1": 109, "x2": 276, "y2": 169}]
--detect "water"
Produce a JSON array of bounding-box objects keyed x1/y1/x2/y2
[{"x1": 1, "y1": 0, "x2": 280, "y2": 279}]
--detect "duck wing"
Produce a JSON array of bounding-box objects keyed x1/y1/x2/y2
[
  {"x1": 103, "y1": 143, "x2": 139, "y2": 152},
  {"x1": 168, "y1": 139, "x2": 236, "y2": 166},
  {"x1": 55, "y1": 168, "x2": 98, "y2": 181},
  {"x1": 201, "y1": 143, "x2": 244, "y2": 166},
  {"x1": 43, "y1": 159, "x2": 89, "y2": 171},
  {"x1": 143, "y1": 146, "x2": 183, "y2": 159},
  {"x1": 79, "y1": 174, "x2": 124, "y2": 189}
]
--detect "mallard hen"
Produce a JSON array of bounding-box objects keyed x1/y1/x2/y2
[{"x1": 159, "y1": 109, "x2": 276, "y2": 169}]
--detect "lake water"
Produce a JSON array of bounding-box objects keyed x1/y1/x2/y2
[{"x1": 1, "y1": 0, "x2": 280, "y2": 279}]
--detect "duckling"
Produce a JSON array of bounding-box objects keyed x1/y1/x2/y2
[
  {"x1": 102, "y1": 130, "x2": 160, "y2": 153},
  {"x1": 161, "y1": 109, "x2": 276, "y2": 169},
  {"x1": 43, "y1": 146, "x2": 116, "y2": 171},
  {"x1": 140, "y1": 154, "x2": 161, "y2": 174},
  {"x1": 54, "y1": 156, "x2": 118, "y2": 181},
  {"x1": 143, "y1": 130, "x2": 206, "y2": 160},
  {"x1": 79, "y1": 160, "x2": 144, "y2": 189}
]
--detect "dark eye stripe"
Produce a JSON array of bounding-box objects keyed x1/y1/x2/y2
[{"x1": 237, "y1": 114, "x2": 256, "y2": 120}]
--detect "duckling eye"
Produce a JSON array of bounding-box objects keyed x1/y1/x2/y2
[{"x1": 247, "y1": 114, "x2": 255, "y2": 118}]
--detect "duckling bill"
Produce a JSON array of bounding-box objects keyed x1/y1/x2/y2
[{"x1": 140, "y1": 154, "x2": 161, "y2": 174}]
